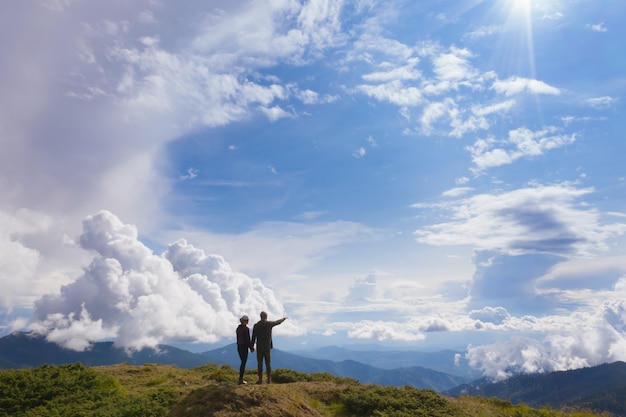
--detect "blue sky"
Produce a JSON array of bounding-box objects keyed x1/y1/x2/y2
[{"x1": 1, "y1": 0, "x2": 626, "y2": 380}]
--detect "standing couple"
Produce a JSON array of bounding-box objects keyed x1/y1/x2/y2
[{"x1": 236, "y1": 311, "x2": 287, "y2": 385}]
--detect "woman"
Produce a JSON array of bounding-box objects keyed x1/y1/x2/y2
[{"x1": 236, "y1": 315, "x2": 255, "y2": 384}]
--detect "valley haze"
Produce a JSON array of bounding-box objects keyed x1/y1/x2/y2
[{"x1": 1, "y1": 0, "x2": 626, "y2": 384}]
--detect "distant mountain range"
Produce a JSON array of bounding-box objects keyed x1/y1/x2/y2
[
  {"x1": 0, "y1": 332, "x2": 469, "y2": 391},
  {"x1": 0, "y1": 331, "x2": 205, "y2": 369},
  {"x1": 294, "y1": 345, "x2": 482, "y2": 378},
  {"x1": 446, "y1": 361, "x2": 626, "y2": 416},
  {"x1": 4, "y1": 331, "x2": 626, "y2": 414},
  {"x1": 201, "y1": 344, "x2": 469, "y2": 391}
]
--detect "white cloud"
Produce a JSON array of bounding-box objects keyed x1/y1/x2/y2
[
  {"x1": 541, "y1": 12, "x2": 563, "y2": 21},
  {"x1": 362, "y1": 59, "x2": 421, "y2": 82},
  {"x1": 179, "y1": 168, "x2": 199, "y2": 181},
  {"x1": 468, "y1": 127, "x2": 576, "y2": 172},
  {"x1": 260, "y1": 105, "x2": 293, "y2": 121},
  {"x1": 353, "y1": 42, "x2": 519, "y2": 138},
  {"x1": 586, "y1": 96, "x2": 617, "y2": 109},
  {"x1": 353, "y1": 147, "x2": 366, "y2": 158},
  {"x1": 492, "y1": 77, "x2": 560, "y2": 96},
  {"x1": 463, "y1": 24, "x2": 506, "y2": 40},
  {"x1": 469, "y1": 306, "x2": 511, "y2": 325},
  {"x1": 419, "y1": 98, "x2": 458, "y2": 135},
  {"x1": 0, "y1": 209, "x2": 88, "y2": 311},
  {"x1": 345, "y1": 272, "x2": 379, "y2": 303},
  {"x1": 414, "y1": 183, "x2": 626, "y2": 257},
  {"x1": 191, "y1": 0, "x2": 344, "y2": 65},
  {"x1": 587, "y1": 22, "x2": 607, "y2": 33},
  {"x1": 348, "y1": 32, "x2": 415, "y2": 64},
  {"x1": 28, "y1": 211, "x2": 295, "y2": 351},
  {"x1": 466, "y1": 300, "x2": 626, "y2": 380},
  {"x1": 0, "y1": 210, "x2": 46, "y2": 310},
  {"x1": 293, "y1": 87, "x2": 338, "y2": 105},
  {"x1": 472, "y1": 99, "x2": 516, "y2": 116},
  {"x1": 443, "y1": 187, "x2": 473, "y2": 197},
  {"x1": 347, "y1": 320, "x2": 426, "y2": 342},
  {"x1": 157, "y1": 219, "x2": 380, "y2": 290},
  {"x1": 356, "y1": 80, "x2": 424, "y2": 106},
  {"x1": 432, "y1": 47, "x2": 477, "y2": 82}
]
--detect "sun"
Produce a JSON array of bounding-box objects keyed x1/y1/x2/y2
[
  {"x1": 510, "y1": 0, "x2": 532, "y2": 16},
  {"x1": 509, "y1": 0, "x2": 535, "y2": 77},
  {"x1": 506, "y1": 0, "x2": 533, "y2": 25}
]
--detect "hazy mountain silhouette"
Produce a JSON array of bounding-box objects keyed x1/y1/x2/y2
[
  {"x1": 295, "y1": 345, "x2": 481, "y2": 378},
  {"x1": 201, "y1": 343, "x2": 469, "y2": 391},
  {"x1": 0, "y1": 331, "x2": 206, "y2": 368}
]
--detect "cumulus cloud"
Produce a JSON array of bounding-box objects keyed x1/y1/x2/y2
[
  {"x1": 467, "y1": 300, "x2": 626, "y2": 380},
  {"x1": 0, "y1": 209, "x2": 89, "y2": 311},
  {"x1": 469, "y1": 306, "x2": 511, "y2": 325},
  {"x1": 468, "y1": 127, "x2": 576, "y2": 172},
  {"x1": 28, "y1": 211, "x2": 292, "y2": 351},
  {"x1": 356, "y1": 80, "x2": 425, "y2": 106},
  {"x1": 345, "y1": 272, "x2": 379, "y2": 303},
  {"x1": 0, "y1": 210, "x2": 47, "y2": 309},
  {"x1": 347, "y1": 320, "x2": 426, "y2": 342},
  {"x1": 414, "y1": 183, "x2": 626, "y2": 257},
  {"x1": 352, "y1": 41, "x2": 520, "y2": 138},
  {"x1": 492, "y1": 77, "x2": 560, "y2": 96},
  {"x1": 432, "y1": 46, "x2": 477, "y2": 82}
]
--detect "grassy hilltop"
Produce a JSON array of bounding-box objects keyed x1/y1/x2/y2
[{"x1": 0, "y1": 363, "x2": 611, "y2": 417}]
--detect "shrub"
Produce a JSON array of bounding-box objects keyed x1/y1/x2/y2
[
  {"x1": 338, "y1": 385, "x2": 461, "y2": 417},
  {"x1": 271, "y1": 368, "x2": 358, "y2": 384},
  {"x1": 0, "y1": 363, "x2": 123, "y2": 417}
]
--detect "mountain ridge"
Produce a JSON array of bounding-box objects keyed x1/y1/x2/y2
[
  {"x1": 0, "y1": 332, "x2": 468, "y2": 391},
  {"x1": 3, "y1": 332, "x2": 626, "y2": 414},
  {"x1": 446, "y1": 361, "x2": 626, "y2": 415}
]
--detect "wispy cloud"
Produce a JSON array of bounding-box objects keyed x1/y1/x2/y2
[
  {"x1": 462, "y1": 24, "x2": 506, "y2": 40},
  {"x1": 179, "y1": 168, "x2": 199, "y2": 181},
  {"x1": 587, "y1": 22, "x2": 608, "y2": 32},
  {"x1": 586, "y1": 96, "x2": 618, "y2": 109},
  {"x1": 353, "y1": 147, "x2": 366, "y2": 158},
  {"x1": 492, "y1": 77, "x2": 561, "y2": 96}
]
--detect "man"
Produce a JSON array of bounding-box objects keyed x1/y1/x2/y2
[
  {"x1": 251, "y1": 311, "x2": 287, "y2": 384},
  {"x1": 236, "y1": 315, "x2": 254, "y2": 385}
]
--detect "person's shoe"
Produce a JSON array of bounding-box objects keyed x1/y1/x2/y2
[
  {"x1": 238, "y1": 379, "x2": 247, "y2": 385},
  {"x1": 256, "y1": 379, "x2": 262, "y2": 384}
]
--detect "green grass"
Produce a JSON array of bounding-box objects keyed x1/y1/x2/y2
[{"x1": 0, "y1": 363, "x2": 613, "y2": 417}]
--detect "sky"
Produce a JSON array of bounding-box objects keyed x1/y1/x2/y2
[{"x1": 1, "y1": 0, "x2": 626, "y2": 381}]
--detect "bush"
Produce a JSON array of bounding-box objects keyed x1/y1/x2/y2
[
  {"x1": 338, "y1": 385, "x2": 461, "y2": 417},
  {"x1": 0, "y1": 363, "x2": 182, "y2": 417},
  {"x1": 270, "y1": 368, "x2": 358, "y2": 384},
  {"x1": 0, "y1": 363, "x2": 123, "y2": 417}
]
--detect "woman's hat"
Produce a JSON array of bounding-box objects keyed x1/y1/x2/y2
[{"x1": 240, "y1": 315, "x2": 249, "y2": 321}]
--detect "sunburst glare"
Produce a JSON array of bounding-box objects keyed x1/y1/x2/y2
[{"x1": 510, "y1": 0, "x2": 536, "y2": 79}]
